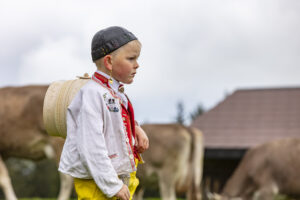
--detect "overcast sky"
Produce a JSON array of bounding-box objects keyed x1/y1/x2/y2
[{"x1": 1, "y1": 0, "x2": 300, "y2": 124}]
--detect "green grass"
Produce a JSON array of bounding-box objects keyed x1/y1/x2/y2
[
  {"x1": 18, "y1": 199, "x2": 161, "y2": 200},
  {"x1": 18, "y1": 197, "x2": 295, "y2": 200},
  {"x1": 274, "y1": 194, "x2": 295, "y2": 200},
  {"x1": 16, "y1": 196, "x2": 296, "y2": 200},
  {"x1": 18, "y1": 199, "x2": 188, "y2": 200},
  {"x1": 19, "y1": 199, "x2": 76, "y2": 200},
  {"x1": 18, "y1": 199, "x2": 165, "y2": 200},
  {"x1": 19, "y1": 199, "x2": 163, "y2": 200}
]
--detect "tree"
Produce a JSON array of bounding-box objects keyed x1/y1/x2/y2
[
  {"x1": 190, "y1": 104, "x2": 205, "y2": 122},
  {"x1": 175, "y1": 101, "x2": 185, "y2": 125}
]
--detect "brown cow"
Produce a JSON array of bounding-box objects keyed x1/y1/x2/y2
[
  {"x1": 0, "y1": 85, "x2": 73, "y2": 200},
  {"x1": 210, "y1": 138, "x2": 300, "y2": 200},
  {"x1": 134, "y1": 124, "x2": 203, "y2": 200}
]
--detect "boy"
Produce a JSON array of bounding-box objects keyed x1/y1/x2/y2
[{"x1": 59, "y1": 26, "x2": 149, "y2": 200}]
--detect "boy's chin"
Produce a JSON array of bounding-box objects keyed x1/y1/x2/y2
[{"x1": 123, "y1": 79, "x2": 134, "y2": 84}]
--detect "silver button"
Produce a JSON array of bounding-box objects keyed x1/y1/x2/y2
[
  {"x1": 129, "y1": 155, "x2": 134, "y2": 159},
  {"x1": 126, "y1": 138, "x2": 129, "y2": 142}
]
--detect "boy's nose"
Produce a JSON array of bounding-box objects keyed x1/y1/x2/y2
[{"x1": 135, "y1": 62, "x2": 139, "y2": 69}]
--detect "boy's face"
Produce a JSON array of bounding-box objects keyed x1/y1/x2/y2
[{"x1": 111, "y1": 40, "x2": 141, "y2": 84}]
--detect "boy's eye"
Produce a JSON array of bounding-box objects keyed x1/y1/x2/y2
[{"x1": 128, "y1": 57, "x2": 136, "y2": 60}]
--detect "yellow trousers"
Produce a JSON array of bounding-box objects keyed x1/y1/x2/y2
[{"x1": 74, "y1": 168, "x2": 139, "y2": 200}]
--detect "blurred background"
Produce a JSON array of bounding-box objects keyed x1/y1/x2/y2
[
  {"x1": 1, "y1": 0, "x2": 300, "y2": 124},
  {"x1": 1, "y1": 0, "x2": 300, "y2": 199}
]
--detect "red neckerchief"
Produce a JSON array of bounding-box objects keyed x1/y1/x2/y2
[
  {"x1": 93, "y1": 71, "x2": 110, "y2": 87},
  {"x1": 93, "y1": 72, "x2": 139, "y2": 160},
  {"x1": 126, "y1": 97, "x2": 136, "y2": 140},
  {"x1": 126, "y1": 98, "x2": 140, "y2": 161}
]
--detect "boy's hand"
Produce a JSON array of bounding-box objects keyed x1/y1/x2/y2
[
  {"x1": 135, "y1": 125, "x2": 149, "y2": 153},
  {"x1": 115, "y1": 184, "x2": 130, "y2": 200}
]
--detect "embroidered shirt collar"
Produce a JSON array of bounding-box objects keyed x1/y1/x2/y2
[
  {"x1": 95, "y1": 70, "x2": 128, "y2": 109},
  {"x1": 96, "y1": 70, "x2": 121, "y2": 93}
]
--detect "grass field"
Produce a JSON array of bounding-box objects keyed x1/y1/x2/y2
[
  {"x1": 18, "y1": 199, "x2": 164, "y2": 200},
  {"x1": 15, "y1": 196, "x2": 296, "y2": 200},
  {"x1": 16, "y1": 195, "x2": 295, "y2": 200}
]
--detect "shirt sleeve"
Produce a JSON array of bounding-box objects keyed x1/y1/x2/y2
[{"x1": 68, "y1": 88, "x2": 123, "y2": 197}]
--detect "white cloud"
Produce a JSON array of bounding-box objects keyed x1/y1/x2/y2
[
  {"x1": 18, "y1": 37, "x2": 94, "y2": 84},
  {"x1": 1, "y1": 0, "x2": 300, "y2": 123}
]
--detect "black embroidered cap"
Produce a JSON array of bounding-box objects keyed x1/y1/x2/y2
[{"x1": 91, "y1": 26, "x2": 138, "y2": 62}]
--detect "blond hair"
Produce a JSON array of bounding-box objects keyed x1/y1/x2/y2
[{"x1": 95, "y1": 40, "x2": 141, "y2": 70}]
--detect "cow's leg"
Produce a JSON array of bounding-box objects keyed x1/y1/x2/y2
[
  {"x1": 187, "y1": 180, "x2": 202, "y2": 200},
  {"x1": 187, "y1": 128, "x2": 203, "y2": 200},
  {"x1": 57, "y1": 172, "x2": 73, "y2": 200},
  {"x1": 43, "y1": 143, "x2": 73, "y2": 200},
  {"x1": 0, "y1": 156, "x2": 17, "y2": 200},
  {"x1": 252, "y1": 183, "x2": 279, "y2": 200},
  {"x1": 158, "y1": 170, "x2": 176, "y2": 200},
  {"x1": 133, "y1": 186, "x2": 144, "y2": 200}
]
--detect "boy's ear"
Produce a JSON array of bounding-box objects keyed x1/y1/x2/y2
[{"x1": 103, "y1": 55, "x2": 113, "y2": 71}]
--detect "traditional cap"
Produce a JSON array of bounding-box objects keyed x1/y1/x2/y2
[{"x1": 91, "y1": 26, "x2": 137, "y2": 61}]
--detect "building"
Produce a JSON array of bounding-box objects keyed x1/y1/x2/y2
[{"x1": 191, "y1": 87, "x2": 300, "y2": 192}]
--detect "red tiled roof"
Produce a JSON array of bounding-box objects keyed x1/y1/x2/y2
[{"x1": 191, "y1": 87, "x2": 300, "y2": 148}]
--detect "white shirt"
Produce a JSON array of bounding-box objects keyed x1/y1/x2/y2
[
  {"x1": 96, "y1": 71, "x2": 135, "y2": 145},
  {"x1": 58, "y1": 79, "x2": 136, "y2": 198},
  {"x1": 96, "y1": 70, "x2": 128, "y2": 109}
]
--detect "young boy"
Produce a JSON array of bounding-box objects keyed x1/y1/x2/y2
[{"x1": 58, "y1": 26, "x2": 149, "y2": 200}]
